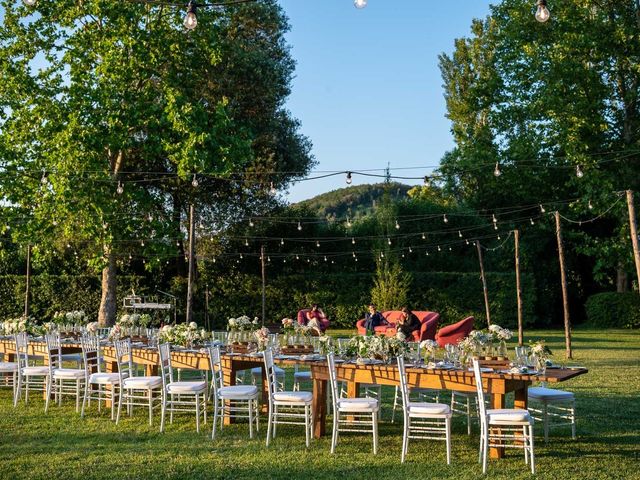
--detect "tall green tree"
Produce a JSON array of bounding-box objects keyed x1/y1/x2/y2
[{"x1": 0, "y1": 0, "x2": 312, "y2": 325}]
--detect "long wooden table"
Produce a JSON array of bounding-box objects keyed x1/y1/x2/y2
[{"x1": 0, "y1": 338, "x2": 587, "y2": 459}]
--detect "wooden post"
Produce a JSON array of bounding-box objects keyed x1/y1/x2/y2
[
  {"x1": 514, "y1": 230, "x2": 524, "y2": 346},
  {"x1": 261, "y1": 245, "x2": 266, "y2": 326},
  {"x1": 186, "y1": 204, "x2": 196, "y2": 324},
  {"x1": 554, "y1": 211, "x2": 572, "y2": 359},
  {"x1": 476, "y1": 240, "x2": 491, "y2": 326},
  {"x1": 24, "y1": 244, "x2": 32, "y2": 317},
  {"x1": 626, "y1": 190, "x2": 640, "y2": 292},
  {"x1": 205, "y1": 284, "x2": 210, "y2": 331}
]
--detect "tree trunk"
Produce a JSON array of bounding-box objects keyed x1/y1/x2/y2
[
  {"x1": 616, "y1": 266, "x2": 628, "y2": 293},
  {"x1": 98, "y1": 251, "x2": 117, "y2": 327}
]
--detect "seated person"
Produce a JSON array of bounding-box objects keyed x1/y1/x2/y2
[
  {"x1": 397, "y1": 306, "x2": 421, "y2": 339},
  {"x1": 304, "y1": 304, "x2": 326, "y2": 333},
  {"x1": 363, "y1": 303, "x2": 387, "y2": 334}
]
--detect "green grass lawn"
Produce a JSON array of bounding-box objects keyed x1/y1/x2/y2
[{"x1": 1, "y1": 328, "x2": 639, "y2": 480}]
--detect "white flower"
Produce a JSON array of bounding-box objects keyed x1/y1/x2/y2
[
  {"x1": 189, "y1": 322, "x2": 198, "y2": 329},
  {"x1": 396, "y1": 330, "x2": 406, "y2": 341},
  {"x1": 420, "y1": 339, "x2": 439, "y2": 355}
]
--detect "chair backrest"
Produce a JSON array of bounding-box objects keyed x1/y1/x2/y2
[
  {"x1": 472, "y1": 358, "x2": 487, "y2": 425},
  {"x1": 396, "y1": 356, "x2": 410, "y2": 414},
  {"x1": 207, "y1": 345, "x2": 224, "y2": 397},
  {"x1": 158, "y1": 343, "x2": 173, "y2": 389},
  {"x1": 45, "y1": 333, "x2": 62, "y2": 373},
  {"x1": 81, "y1": 334, "x2": 101, "y2": 376},
  {"x1": 15, "y1": 332, "x2": 29, "y2": 372},
  {"x1": 114, "y1": 338, "x2": 133, "y2": 383},
  {"x1": 326, "y1": 352, "x2": 340, "y2": 411},
  {"x1": 262, "y1": 348, "x2": 278, "y2": 405}
]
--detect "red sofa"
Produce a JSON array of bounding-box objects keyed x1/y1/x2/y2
[
  {"x1": 297, "y1": 309, "x2": 330, "y2": 332},
  {"x1": 356, "y1": 310, "x2": 440, "y2": 342},
  {"x1": 435, "y1": 316, "x2": 475, "y2": 348}
]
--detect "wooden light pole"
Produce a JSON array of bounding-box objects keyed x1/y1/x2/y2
[
  {"x1": 626, "y1": 190, "x2": 640, "y2": 292},
  {"x1": 514, "y1": 230, "x2": 524, "y2": 346},
  {"x1": 185, "y1": 204, "x2": 196, "y2": 324},
  {"x1": 261, "y1": 245, "x2": 266, "y2": 326},
  {"x1": 554, "y1": 211, "x2": 572, "y2": 359},
  {"x1": 476, "y1": 240, "x2": 491, "y2": 326},
  {"x1": 24, "y1": 244, "x2": 32, "y2": 317}
]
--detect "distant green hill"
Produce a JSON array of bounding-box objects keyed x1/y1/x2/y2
[{"x1": 295, "y1": 182, "x2": 412, "y2": 219}]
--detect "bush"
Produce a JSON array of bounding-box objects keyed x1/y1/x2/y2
[{"x1": 585, "y1": 292, "x2": 640, "y2": 329}]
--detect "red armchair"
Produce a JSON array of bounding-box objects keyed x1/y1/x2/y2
[
  {"x1": 356, "y1": 310, "x2": 440, "y2": 341},
  {"x1": 435, "y1": 316, "x2": 475, "y2": 348},
  {"x1": 297, "y1": 309, "x2": 330, "y2": 332}
]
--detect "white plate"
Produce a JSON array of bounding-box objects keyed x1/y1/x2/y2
[{"x1": 468, "y1": 367, "x2": 493, "y2": 373}]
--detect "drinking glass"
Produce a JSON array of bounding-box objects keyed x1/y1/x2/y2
[{"x1": 515, "y1": 346, "x2": 529, "y2": 367}]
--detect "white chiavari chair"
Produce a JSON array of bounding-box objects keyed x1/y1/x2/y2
[
  {"x1": 473, "y1": 359, "x2": 535, "y2": 474},
  {"x1": 116, "y1": 338, "x2": 162, "y2": 426},
  {"x1": 45, "y1": 333, "x2": 85, "y2": 413},
  {"x1": 14, "y1": 332, "x2": 49, "y2": 406},
  {"x1": 397, "y1": 356, "x2": 451, "y2": 463},
  {"x1": 327, "y1": 352, "x2": 378, "y2": 454},
  {"x1": 80, "y1": 334, "x2": 122, "y2": 420},
  {"x1": 208, "y1": 345, "x2": 259, "y2": 439},
  {"x1": 158, "y1": 343, "x2": 207, "y2": 433},
  {"x1": 0, "y1": 343, "x2": 18, "y2": 398},
  {"x1": 528, "y1": 384, "x2": 576, "y2": 442},
  {"x1": 264, "y1": 348, "x2": 313, "y2": 447}
]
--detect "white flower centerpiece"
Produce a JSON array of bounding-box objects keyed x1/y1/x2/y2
[
  {"x1": 457, "y1": 336, "x2": 476, "y2": 366},
  {"x1": 53, "y1": 310, "x2": 88, "y2": 333},
  {"x1": 488, "y1": 324, "x2": 513, "y2": 358},
  {"x1": 2, "y1": 316, "x2": 42, "y2": 336},
  {"x1": 345, "y1": 335, "x2": 406, "y2": 364},
  {"x1": 227, "y1": 315, "x2": 260, "y2": 343},
  {"x1": 469, "y1": 330, "x2": 496, "y2": 358},
  {"x1": 420, "y1": 339, "x2": 439, "y2": 365},
  {"x1": 529, "y1": 339, "x2": 552, "y2": 374},
  {"x1": 253, "y1": 327, "x2": 270, "y2": 351},
  {"x1": 158, "y1": 322, "x2": 209, "y2": 348},
  {"x1": 86, "y1": 321, "x2": 99, "y2": 336},
  {"x1": 317, "y1": 335, "x2": 333, "y2": 355}
]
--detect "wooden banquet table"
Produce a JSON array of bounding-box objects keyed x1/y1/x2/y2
[{"x1": 0, "y1": 338, "x2": 587, "y2": 459}]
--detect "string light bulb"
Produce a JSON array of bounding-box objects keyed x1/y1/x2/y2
[
  {"x1": 466, "y1": 239, "x2": 470, "y2": 245},
  {"x1": 387, "y1": 238, "x2": 392, "y2": 245},
  {"x1": 494, "y1": 162, "x2": 502, "y2": 177},
  {"x1": 588, "y1": 199, "x2": 593, "y2": 210},
  {"x1": 530, "y1": 218, "x2": 535, "y2": 225},
  {"x1": 354, "y1": 0, "x2": 367, "y2": 9},
  {"x1": 443, "y1": 214, "x2": 448, "y2": 223},
  {"x1": 297, "y1": 222, "x2": 302, "y2": 231},
  {"x1": 422, "y1": 233, "x2": 426, "y2": 240},
  {"x1": 540, "y1": 204, "x2": 546, "y2": 213},
  {"x1": 458, "y1": 230, "x2": 463, "y2": 238},
  {"x1": 117, "y1": 181, "x2": 124, "y2": 195},
  {"x1": 316, "y1": 241, "x2": 320, "y2": 248},
  {"x1": 576, "y1": 165, "x2": 584, "y2": 178},
  {"x1": 249, "y1": 219, "x2": 254, "y2": 227},
  {"x1": 395, "y1": 219, "x2": 400, "y2": 230},
  {"x1": 492, "y1": 214, "x2": 497, "y2": 224},
  {"x1": 437, "y1": 245, "x2": 442, "y2": 252},
  {"x1": 184, "y1": 1, "x2": 198, "y2": 30},
  {"x1": 191, "y1": 174, "x2": 199, "y2": 188},
  {"x1": 352, "y1": 237, "x2": 356, "y2": 245},
  {"x1": 346, "y1": 217, "x2": 352, "y2": 228},
  {"x1": 408, "y1": 247, "x2": 413, "y2": 253},
  {"x1": 346, "y1": 171, "x2": 352, "y2": 185},
  {"x1": 535, "y1": 0, "x2": 550, "y2": 23},
  {"x1": 245, "y1": 238, "x2": 249, "y2": 247},
  {"x1": 280, "y1": 238, "x2": 284, "y2": 246}
]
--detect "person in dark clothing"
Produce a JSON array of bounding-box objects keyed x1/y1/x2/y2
[
  {"x1": 397, "y1": 307, "x2": 421, "y2": 339},
  {"x1": 363, "y1": 303, "x2": 386, "y2": 334}
]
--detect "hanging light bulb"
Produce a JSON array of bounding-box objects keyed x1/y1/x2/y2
[
  {"x1": 494, "y1": 162, "x2": 502, "y2": 177},
  {"x1": 422, "y1": 233, "x2": 426, "y2": 240},
  {"x1": 296, "y1": 255, "x2": 299, "y2": 260},
  {"x1": 494, "y1": 223, "x2": 498, "y2": 230},
  {"x1": 249, "y1": 218, "x2": 254, "y2": 227},
  {"x1": 346, "y1": 217, "x2": 352, "y2": 228},
  {"x1": 176, "y1": 240, "x2": 180, "y2": 247},
  {"x1": 212, "y1": 257, "x2": 216, "y2": 263},
  {"x1": 466, "y1": 239, "x2": 470, "y2": 245},
  {"x1": 588, "y1": 199, "x2": 593, "y2": 210},
  {"x1": 540, "y1": 204, "x2": 546, "y2": 213},
  {"x1": 443, "y1": 214, "x2": 448, "y2": 223},
  {"x1": 380, "y1": 252, "x2": 384, "y2": 258},
  {"x1": 324, "y1": 256, "x2": 327, "y2": 262},
  {"x1": 316, "y1": 240, "x2": 320, "y2": 248},
  {"x1": 395, "y1": 220, "x2": 400, "y2": 230},
  {"x1": 184, "y1": 1, "x2": 198, "y2": 30},
  {"x1": 280, "y1": 238, "x2": 284, "y2": 246},
  {"x1": 576, "y1": 165, "x2": 584, "y2": 178},
  {"x1": 408, "y1": 247, "x2": 413, "y2": 253},
  {"x1": 346, "y1": 172, "x2": 352, "y2": 185},
  {"x1": 458, "y1": 230, "x2": 463, "y2": 238},
  {"x1": 267, "y1": 256, "x2": 271, "y2": 263},
  {"x1": 352, "y1": 237, "x2": 356, "y2": 245},
  {"x1": 245, "y1": 238, "x2": 249, "y2": 247},
  {"x1": 354, "y1": 0, "x2": 367, "y2": 9},
  {"x1": 437, "y1": 245, "x2": 442, "y2": 252},
  {"x1": 283, "y1": 258, "x2": 286, "y2": 264},
  {"x1": 535, "y1": 0, "x2": 550, "y2": 23},
  {"x1": 147, "y1": 213, "x2": 153, "y2": 222},
  {"x1": 492, "y1": 214, "x2": 497, "y2": 224},
  {"x1": 297, "y1": 222, "x2": 302, "y2": 231},
  {"x1": 240, "y1": 253, "x2": 243, "y2": 259},
  {"x1": 498, "y1": 234, "x2": 501, "y2": 240},
  {"x1": 387, "y1": 238, "x2": 392, "y2": 246},
  {"x1": 425, "y1": 251, "x2": 430, "y2": 256},
  {"x1": 191, "y1": 174, "x2": 199, "y2": 188},
  {"x1": 128, "y1": 254, "x2": 132, "y2": 260},
  {"x1": 530, "y1": 218, "x2": 535, "y2": 225},
  {"x1": 352, "y1": 251, "x2": 356, "y2": 258},
  {"x1": 141, "y1": 240, "x2": 145, "y2": 246},
  {"x1": 117, "y1": 181, "x2": 124, "y2": 195},
  {"x1": 448, "y1": 246, "x2": 452, "y2": 251}
]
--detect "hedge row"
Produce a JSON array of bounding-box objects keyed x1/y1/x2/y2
[
  {"x1": 0, "y1": 271, "x2": 537, "y2": 330},
  {"x1": 585, "y1": 292, "x2": 640, "y2": 329}
]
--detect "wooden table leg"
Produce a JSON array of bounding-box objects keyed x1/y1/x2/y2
[
  {"x1": 312, "y1": 377, "x2": 327, "y2": 438},
  {"x1": 145, "y1": 364, "x2": 158, "y2": 376},
  {"x1": 345, "y1": 381, "x2": 360, "y2": 422},
  {"x1": 489, "y1": 392, "x2": 506, "y2": 459},
  {"x1": 514, "y1": 384, "x2": 528, "y2": 410}
]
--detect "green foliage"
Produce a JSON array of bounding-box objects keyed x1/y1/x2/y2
[
  {"x1": 370, "y1": 258, "x2": 412, "y2": 311},
  {"x1": 585, "y1": 292, "x2": 640, "y2": 329}
]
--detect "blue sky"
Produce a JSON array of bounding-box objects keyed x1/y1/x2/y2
[{"x1": 279, "y1": 0, "x2": 494, "y2": 202}]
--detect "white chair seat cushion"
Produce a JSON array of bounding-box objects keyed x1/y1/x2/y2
[
  {"x1": 487, "y1": 408, "x2": 532, "y2": 423},
  {"x1": 0, "y1": 362, "x2": 18, "y2": 372},
  {"x1": 251, "y1": 366, "x2": 284, "y2": 377},
  {"x1": 89, "y1": 372, "x2": 122, "y2": 385},
  {"x1": 53, "y1": 368, "x2": 85, "y2": 379},
  {"x1": 123, "y1": 376, "x2": 162, "y2": 389},
  {"x1": 294, "y1": 371, "x2": 312, "y2": 380},
  {"x1": 337, "y1": 397, "x2": 379, "y2": 412},
  {"x1": 408, "y1": 402, "x2": 451, "y2": 416},
  {"x1": 219, "y1": 385, "x2": 258, "y2": 399},
  {"x1": 22, "y1": 366, "x2": 49, "y2": 376},
  {"x1": 528, "y1": 386, "x2": 574, "y2": 401},
  {"x1": 273, "y1": 391, "x2": 313, "y2": 403},
  {"x1": 167, "y1": 381, "x2": 207, "y2": 394}
]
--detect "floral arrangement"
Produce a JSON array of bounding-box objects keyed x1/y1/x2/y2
[
  {"x1": 294, "y1": 323, "x2": 316, "y2": 337},
  {"x1": 396, "y1": 330, "x2": 406, "y2": 341},
  {"x1": 108, "y1": 324, "x2": 123, "y2": 341},
  {"x1": 317, "y1": 335, "x2": 333, "y2": 355},
  {"x1": 158, "y1": 322, "x2": 209, "y2": 347},
  {"x1": 86, "y1": 322, "x2": 99, "y2": 335},
  {"x1": 457, "y1": 336, "x2": 476, "y2": 355},
  {"x1": 2, "y1": 316, "x2": 43, "y2": 336},
  {"x1": 281, "y1": 318, "x2": 296, "y2": 334},
  {"x1": 227, "y1": 315, "x2": 259, "y2": 332},
  {"x1": 344, "y1": 335, "x2": 406, "y2": 361},
  {"x1": 253, "y1": 327, "x2": 270, "y2": 351},
  {"x1": 53, "y1": 310, "x2": 88, "y2": 325},
  {"x1": 420, "y1": 339, "x2": 439, "y2": 361},
  {"x1": 489, "y1": 324, "x2": 513, "y2": 341},
  {"x1": 529, "y1": 339, "x2": 552, "y2": 364},
  {"x1": 468, "y1": 330, "x2": 493, "y2": 348}
]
